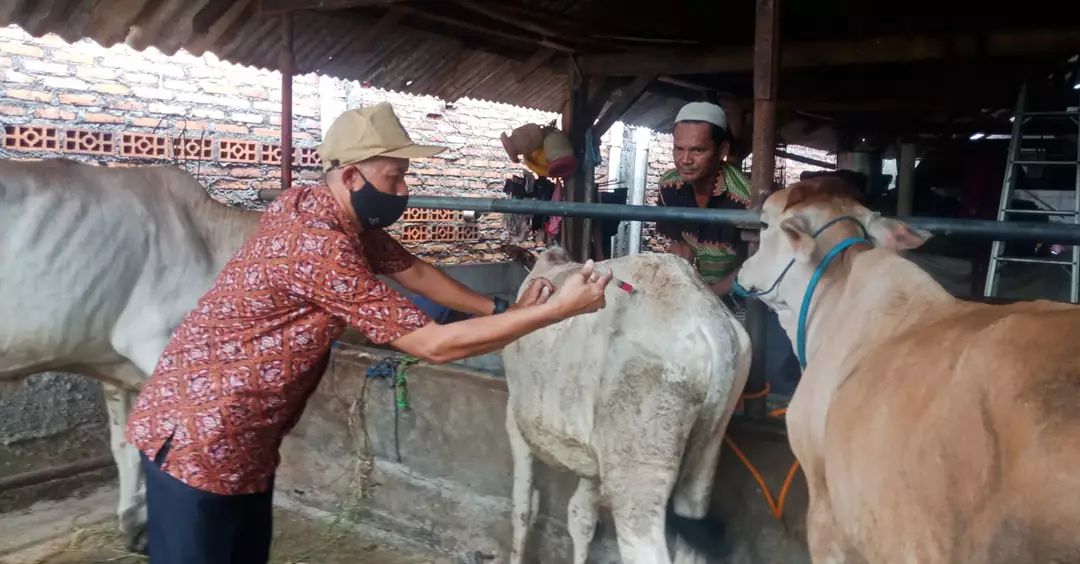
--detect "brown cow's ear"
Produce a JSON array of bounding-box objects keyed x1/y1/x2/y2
[
  {"x1": 780, "y1": 215, "x2": 816, "y2": 263},
  {"x1": 864, "y1": 212, "x2": 932, "y2": 251}
]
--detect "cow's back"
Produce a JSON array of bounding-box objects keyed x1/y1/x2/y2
[
  {"x1": 502, "y1": 252, "x2": 748, "y2": 476},
  {"x1": 0, "y1": 159, "x2": 257, "y2": 377}
]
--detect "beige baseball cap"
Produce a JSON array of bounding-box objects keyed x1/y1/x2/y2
[{"x1": 316, "y1": 102, "x2": 445, "y2": 172}]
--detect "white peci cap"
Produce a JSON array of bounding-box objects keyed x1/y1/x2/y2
[{"x1": 674, "y1": 101, "x2": 728, "y2": 131}]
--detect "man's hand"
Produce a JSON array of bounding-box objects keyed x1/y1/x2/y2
[
  {"x1": 548, "y1": 260, "x2": 612, "y2": 317},
  {"x1": 510, "y1": 278, "x2": 556, "y2": 311},
  {"x1": 709, "y1": 270, "x2": 738, "y2": 297}
]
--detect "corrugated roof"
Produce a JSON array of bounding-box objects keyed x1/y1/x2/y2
[
  {"x1": 0, "y1": 0, "x2": 699, "y2": 131},
  {"x1": 2, "y1": 0, "x2": 1078, "y2": 149}
]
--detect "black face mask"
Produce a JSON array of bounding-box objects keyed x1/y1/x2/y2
[{"x1": 350, "y1": 173, "x2": 408, "y2": 230}]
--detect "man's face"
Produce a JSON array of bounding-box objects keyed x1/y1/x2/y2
[
  {"x1": 348, "y1": 156, "x2": 410, "y2": 196},
  {"x1": 673, "y1": 121, "x2": 726, "y2": 184}
]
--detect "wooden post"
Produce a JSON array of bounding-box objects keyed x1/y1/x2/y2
[
  {"x1": 897, "y1": 141, "x2": 917, "y2": 217},
  {"x1": 744, "y1": 0, "x2": 781, "y2": 422},
  {"x1": 750, "y1": 0, "x2": 780, "y2": 205},
  {"x1": 562, "y1": 60, "x2": 590, "y2": 261},
  {"x1": 280, "y1": 13, "x2": 295, "y2": 190}
]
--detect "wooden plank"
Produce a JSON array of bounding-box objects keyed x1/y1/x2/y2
[
  {"x1": 578, "y1": 27, "x2": 1080, "y2": 76},
  {"x1": 592, "y1": 74, "x2": 656, "y2": 138},
  {"x1": 259, "y1": 0, "x2": 403, "y2": 14},
  {"x1": 514, "y1": 48, "x2": 556, "y2": 82}
]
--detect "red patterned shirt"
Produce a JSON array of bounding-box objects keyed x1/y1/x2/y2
[{"x1": 126, "y1": 185, "x2": 429, "y2": 495}]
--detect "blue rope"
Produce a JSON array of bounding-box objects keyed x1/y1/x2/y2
[
  {"x1": 795, "y1": 237, "x2": 869, "y2": 369},
  {"x1": 732, "y1": 216, "x2": 872, "y2": 371}
]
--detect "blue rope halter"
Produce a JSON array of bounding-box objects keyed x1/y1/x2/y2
[{"x1": 733, "y1": 216, "x2": 872, "y2": 369}]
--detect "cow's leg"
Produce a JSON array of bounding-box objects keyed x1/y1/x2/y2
[
  {"x1": 567, "y1": 478, "x2": 600, "y2": 564},
  {"x1": 604, "y1": 464, "x2": 681, "y2": 564},
  {"x1": 506, "y1": 414, "x2": 536, "y2": 564},
  {"x1": 102, "y1": 379, "x2": 147, "y2": 554},
  {"x1": 669, "y1": 426, "x2": 727, "y2": 564}
]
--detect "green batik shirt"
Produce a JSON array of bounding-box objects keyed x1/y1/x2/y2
[{"x1": 656, "y1": 163, "x2": 752, "y2": 285}]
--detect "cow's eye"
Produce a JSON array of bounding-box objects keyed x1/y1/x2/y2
[{"x1": 759, "y1": 221, "x2": 769, "y2": 231}]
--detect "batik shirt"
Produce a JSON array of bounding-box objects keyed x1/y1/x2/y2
[
  {"x1": 126, "y1": 185, "x2": 429, "y2": 495},
  {"x1": 656, "y1": 163, "x2": 752, "y2": 284}
]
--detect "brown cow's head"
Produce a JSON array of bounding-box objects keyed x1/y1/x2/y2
[{"x1": 736, "y1": 175, "x2": 931, "y2": 313}]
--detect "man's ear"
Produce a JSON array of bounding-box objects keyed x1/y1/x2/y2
[
  {"x1": 863, "y1": 212, "x2": 932, "y2": 251},
  {"x1": 339, "y1": 165, "x2": 362, "y2": 190},
  {"x1": 780, "y1": 215, "x2": 816, "y2": 263}
]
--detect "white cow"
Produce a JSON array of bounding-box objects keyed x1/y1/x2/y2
[
  {"x1": 0, "y1": 158, "x2": 262, "y2": 550},
  {"x1": 502, "y1": 248, "x2": 751, "y2": 564}
]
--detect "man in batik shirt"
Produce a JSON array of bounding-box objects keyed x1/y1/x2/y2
[
  {"x1": 126, "y1": 102, "x2": 611, "y2": 564},
  {"x1": 656, "y1": 101, "x2": 752, "y2": 302}
]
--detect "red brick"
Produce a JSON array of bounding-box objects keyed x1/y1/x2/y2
[
  {"x1": 0, "y1": 56, "x2": 11, "y2": 67},
  {"x1": 253, "y1": 127, "x2": 281, "y2": 138},
  {"x1": 58, "y1": 93, "x2": 98, "y2": 106},
  {"x1": 177, "y1": 120, "x2": 208, "y2": 131},
  {"x1": 133, "y1": 117, "x2": 167, "y2": 128},
  {"x1": 231, "y1": 167, "x2": 264, "y2": 178},
  {"x1": 216, "y1": 123, "x2": 248, "y2": 135},
  {"x1": 85, "y1": 113, "x2": 124, "y2": 124},
  {"x1": 34, "y1": 108, "x2": 76, "y2": 120},
  {"x1": 443, "y1": 168, "x2": 462, "y2": 176},
  {"x1": 0, "y1": 104, "x2": 26, "y2": 116},
  {"x1": 292, "y1": 132, "x2": 313, "y2": 141},
  {"x1": 215, "y1": 180, "x2": 250, "y2": 190},
  {"x1": 0, "y1": 42, "x2": 42, "y2": 57},
  {"x1": 269, "y1": 115, "x2": 281, "y2": 126},
  {"x1": 6, "y1": 89, "x2": 51, "y2": 102}
]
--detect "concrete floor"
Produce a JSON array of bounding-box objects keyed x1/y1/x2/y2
[{"x1": 0, "y1": 484, "x2": 454, "y2": 564}]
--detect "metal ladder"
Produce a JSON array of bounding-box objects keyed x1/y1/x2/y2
[{"x1": 984, "y1": 83, "x2": 1080, "y2": 303}]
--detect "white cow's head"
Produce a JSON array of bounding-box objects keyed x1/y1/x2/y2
[
  {"x1": 736, "y1": 175, "x2": 931, "y2": 315},
  {"x1": 531, "y1": 244, "x2": 574, "y2": 278}
]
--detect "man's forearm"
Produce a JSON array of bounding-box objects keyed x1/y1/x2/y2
[
  {"x1": 392, "y1": 260, "x2": 495, "y2": 316},
  {"x1": 391, "y1": 302, "x2": 564, "y2": 363}
]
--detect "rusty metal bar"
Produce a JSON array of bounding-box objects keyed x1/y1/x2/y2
[
  {"x1": 280, "y1": 13, "x2": 295, "y2": 190},
  {"x1": 0, "y1": 456, "x2": 114, "y2": 492}
]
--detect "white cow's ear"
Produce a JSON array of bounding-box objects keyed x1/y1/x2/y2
[
  {"x1": 865, "y1": 212, "x2": 932, "y2": 251},
  {"x1": 780, "y1": 215, "x2": 816, "y2": 263}
]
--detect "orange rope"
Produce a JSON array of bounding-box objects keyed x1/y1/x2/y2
[
  {"x1": 734, "y1": 381, "x2": 771, "y2": 411},
  {"x1": 726, "y1": 387, "x2": 800, "y2": 520}
]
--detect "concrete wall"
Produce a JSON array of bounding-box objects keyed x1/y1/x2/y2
[
  {"x1": 277, "y1": 344, "x2": 811, "y2": 563},
  {"x1": 0, "y1": 373, "x2": 112, "y2": 512}
]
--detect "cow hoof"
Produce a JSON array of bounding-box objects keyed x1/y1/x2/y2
[
  {"x1": 125, "y1": 529, "x2": 148, "y2": 555},
  {"x1": 668, "y1": 513, "x2": 732, "y2": 560}
]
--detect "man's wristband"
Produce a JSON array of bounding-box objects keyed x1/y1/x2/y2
[{"x1": 492, "y1": 296, "x2": 510, "y2": 314}]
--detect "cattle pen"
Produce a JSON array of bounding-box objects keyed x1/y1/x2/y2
[{"x1": 2, "y1": 0, "x2": 1080, "y2": 563}]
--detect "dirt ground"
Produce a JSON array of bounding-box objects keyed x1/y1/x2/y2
[{"x1": 0, "y1": 485, "x2": 453, "y2": 564}]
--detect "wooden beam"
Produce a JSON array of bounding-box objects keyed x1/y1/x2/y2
[
  {"x1": 514, "y1": 48, "x2": 556, "y2": 82},
  {"x1": 585, "y1": 77, "x2": 625, "y2": 125},
  {"x1": 259, "y1": 0, "x2": 402, "y2": 14},
  {"x1": 578, "y1": 27, "x2": 1080, "y2": 76},
  {"x1": 592, "y1": 74, "x2": 656, "y2": 138}
]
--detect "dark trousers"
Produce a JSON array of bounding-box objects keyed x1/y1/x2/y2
[{"x1": 142, "y1": 442, "x2": 274, "y2": 564}]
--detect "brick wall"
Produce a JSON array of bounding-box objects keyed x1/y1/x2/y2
[{"x1": 0, "y1": 24, "x2": 835, "y2": 264}]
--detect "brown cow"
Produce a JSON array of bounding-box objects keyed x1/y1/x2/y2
[{"x1": 735, "y1": 176, "x2": 1080, "y2": 563}]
